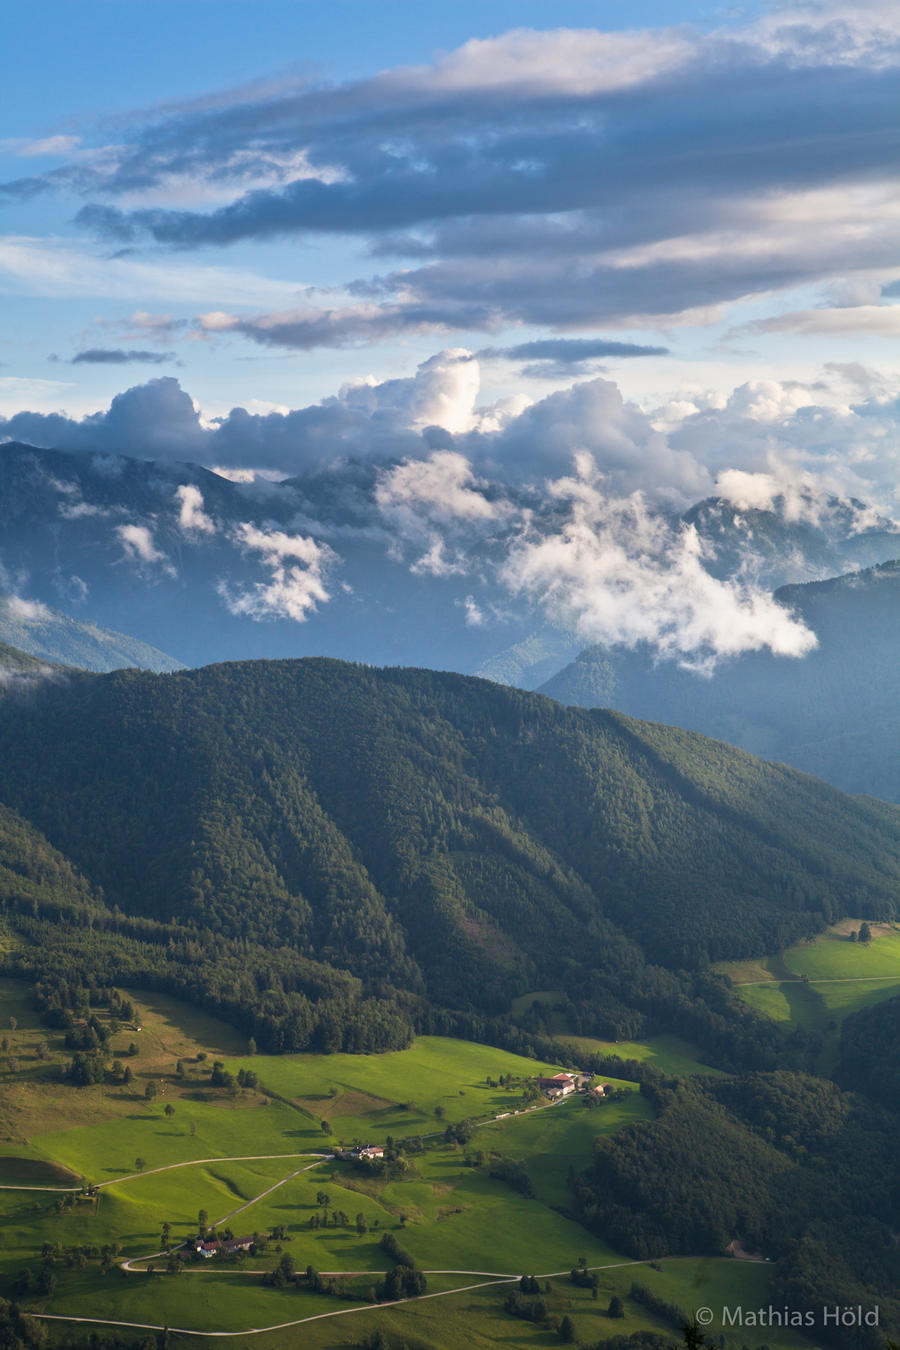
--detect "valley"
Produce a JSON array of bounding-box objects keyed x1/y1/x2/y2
[{"x1": 0, "y1": 985, "x2": 813, "y2": 1349}]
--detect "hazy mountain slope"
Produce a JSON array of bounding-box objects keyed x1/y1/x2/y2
[
  {"x1": 682, "y1": 496, "x2": 900, "y2": 588},
  {"x1": 541, "y1": 560, "x2": 900, "y2": 801},
  {"x1": 0, "y1": 441, "x2": 548, "y2": 674},
  {"x1": 0, "y1": 593, "x2": 184, "y2": 673},
  {"x1": 4, "y1": 439, "x2": 900, "y2": 684},
  {"x1": 0, "y1": 640, "x2": 60, "y2": 675}
]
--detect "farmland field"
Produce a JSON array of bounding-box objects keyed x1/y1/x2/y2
[
  {"x1": 0, "y1": 985, "x2": 819, "y2": 1350},
  {"x1": 716, "y1": 921, "x2": 900, "y2": 1069}
]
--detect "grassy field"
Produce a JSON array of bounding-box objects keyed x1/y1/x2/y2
[
  {"x1": 715, "y1": 921, "x2": 900, "y2": 1070},
  {"x1": 224, "y1": 1036, "x2": 574, "y2": 1146},
  {"x1": 30, "y1": 1255, "x2": 817, "y2": 1350},
  {"x1": 554, "y1": 1034, "x2": 721, "y2": 1078},
  {"x1": 0, "y1": 982, "x2": 820, "y2": 1349}
]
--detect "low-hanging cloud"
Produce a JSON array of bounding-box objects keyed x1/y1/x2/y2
[
  {"x1": 502, "y1": 453, "x2": 818, "y2": 669},
  {"x1": 219, "y1": 523, "x2": 335, "y2": 622},
  {"x1": 175, "y1": 484, "x2": 215, "y2": 535},
  {"x1": 6, "y1": 354, "x2": 900, "y2": 660},
  {"x1": 115, "y1": 523, "x2": 175, "y2": 575}
]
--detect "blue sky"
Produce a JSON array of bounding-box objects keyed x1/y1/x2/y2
[{"x1": 2, "y1": 0, "x2": 899, "y2": 462}]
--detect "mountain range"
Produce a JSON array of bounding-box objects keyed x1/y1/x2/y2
[{"x1": 3, "y1": 438, "x2": 900, "y2": 686}]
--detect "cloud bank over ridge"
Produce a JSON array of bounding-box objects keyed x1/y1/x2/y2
[{"x1": 6, "y1": 345, "x2": 900, "y2": 668}]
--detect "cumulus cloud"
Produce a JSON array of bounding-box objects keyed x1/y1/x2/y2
[
  {"x1": 175, "y1": 484, "x2": 215, "y2": 535},
  {"x1": 115, "y1": 523, "x2": 174, "y2": 574},
  {"x1": 220, "y1": 524, "x2": 334, "y2": 622},
  {"x1": 484, "y1": 378, "x2": 712, "y2": 499},
  {"x1": 0, "y1": 376, "x2": 206, "y2": 461},
  {"x1": 376, "y1": 450, "x2": 501, "y2": 524},
  {"x1": 502, "y1": 453, "x2": 818, "y2": 669},
  {"x1": 7, "y1": 353, "x2": 900, "y2": 663}
]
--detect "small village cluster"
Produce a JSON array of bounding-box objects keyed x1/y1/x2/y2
[
  {"x1": 536, "y1": 1072, "x2": 614, "y2": 1099},
  {"x1": 191, "y1": 1072, "x2": 611, "y2": 1258}
]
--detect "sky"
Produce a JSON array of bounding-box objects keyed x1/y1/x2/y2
[{"x1": 3, "y1": 1, "x2": 900, "y2": 666}]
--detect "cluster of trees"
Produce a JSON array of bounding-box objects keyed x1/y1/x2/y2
[
  {"x1": 572, "y1": 1071, "x2": 900, "y2": 1346},
  {"x1": 628, "y1": 1282, "x2": 686, "y2": 1332},
  {"x1": 488, "y1": 1157, "x2": 534, "y2": 1198},
  {"x1": 838, "y1": 992, "x2": 900, "y2": 1110}
]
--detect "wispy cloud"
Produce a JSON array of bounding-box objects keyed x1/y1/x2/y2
[
  {"x1": 71, "y1": 347, "x2": 175, "y2": 365},
  {"x1": 0, "y1": 235, "x2": 308, "y2": 306},
  {"x1": 1, "y1": 8, "x2": 897, "y2": 344}
]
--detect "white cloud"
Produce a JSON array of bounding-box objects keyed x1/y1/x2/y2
[
  {"x1": 7, "y1": 595, "x2": 51, "y2": 621},
  {"x1": 747, "y1": 304, "x2": 900, "y2": 337},
  {"x1": 459, "y1": 595, "x2": 486, "y2": 627},
  {"x1": 410, "y1": 538, "x2": 469, "y2": 578},
  {"x1": 221, "y1": 523, "x2": 335, "y2": 622},
  {"x1": 175, "y1": 484, "x2": 215, "y2": 535},
  {"x1": 115, "y1": 523, "x2": 174, "y2": 575},
  {"x1": 376, "y1": 450, "x2": 501, "y2": 524},
  {"x1": 1, "y1": 134, "x2": 82, "y2": 157},
  {"x1": 502, "y1": 453, "x2": 818, "y2": 669}
]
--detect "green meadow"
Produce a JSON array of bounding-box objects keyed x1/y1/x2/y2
[
  {"x1": 555, "y1": 1035, "x2": 721, "y2": 1078},
  {"x1": 716, "y1": 922, "x2": 900, "y2": 1069},
  {"x1": 226, "y1": 1036, "x2": 570, "y2": 1143},
  {"x1": 0, "y1": 984, "x2": 819, "y2": 1349}
]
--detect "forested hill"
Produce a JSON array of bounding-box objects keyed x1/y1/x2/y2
[{"x1": 1, "y1": 658, "x2": 899, "y2": 1060}]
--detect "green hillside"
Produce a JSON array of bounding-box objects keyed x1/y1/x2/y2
[{"x1": 1, "y1": 658, "x2": 900, "y2": 1072}]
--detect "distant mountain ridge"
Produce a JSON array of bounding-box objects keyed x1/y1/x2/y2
[
  {"x1": 541, "y1": 559, "x2": 900, "y2": 801},
  {"x1": 3, "y1": 438, "x2": 900, "y2": 686},
  {"x1": 0, "y1": 592, "x2": 183, "y2": 673}
]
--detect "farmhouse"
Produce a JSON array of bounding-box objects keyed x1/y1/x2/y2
[
  {"x1": 349, "y1": 1144, "x2": 385, "y2": 1160},
  {"x1": 195, "y1": 1236, "x2": 253, "y2": 1258},
  {"x1": 537, "y1": 1072, "x2": 576, "y2": 1098}
]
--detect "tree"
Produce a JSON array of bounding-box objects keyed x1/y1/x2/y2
[
  {"x1": 164, "y1": 1103, "x2": 175, "y2": 1119},
  {"x1": 123, "y1": 1065, "x2": 133, "y2": 1085},
  {"x1": 558, "y1": 1314, "x2": 576, "y2": 1343},
  {"x1": 859, "y1": 921, "x2": 873, "y2": 944},
  {"x1": 608, "y1": 1294, "x2": 624, "y2": 1318},
  {"x1": 161, "y1": 1222, "x2": 171, "y2": 1248},
  {"x1": 145, "y1": 1080, "x2": 158, "y2": 1101},
  {"x1": 198, "y1": 1209, "x2": 208, "y2": 1233},
  {"x1": 135, "y1": 1157, "x2": 146, "y2": 1172},
  {"x1": 320, "y1": 1119, "x2": 331, "y2": 1135},
  {"x1": 248, "y1": 1037, "x2": 257, "y2": 1056}
]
